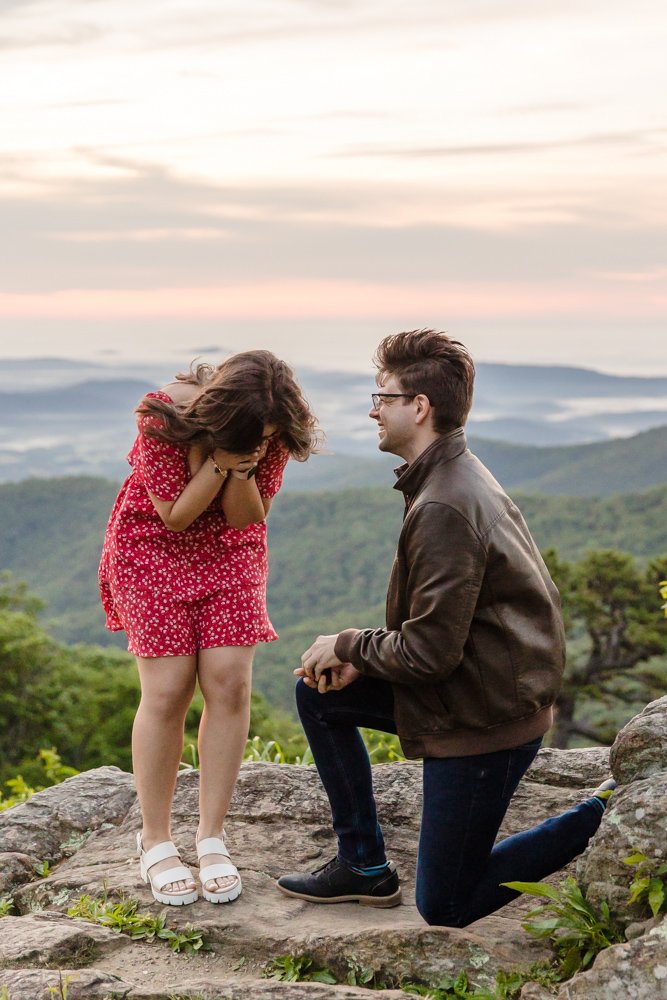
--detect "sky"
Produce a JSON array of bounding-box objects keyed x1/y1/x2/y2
[{"x1": 1, "y1": 0, "x2": 666, "y2": 376}]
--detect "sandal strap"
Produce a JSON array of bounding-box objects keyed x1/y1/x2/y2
[
  {"x1": 151, "y1": 864, "x2": 195, "y2": 891},
  {"x1": 142, "y1": 840, "x2": 180, "y2": 869},
  {"x1": 199, "y1": 862, "x2": 238, "y2": 882},
  {"x1": 197, "y1": 837, "x2": 229, "y2": 859}
]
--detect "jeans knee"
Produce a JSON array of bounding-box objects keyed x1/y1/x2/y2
[
  {"x1": 416, "y1": 892, "x2": 468, "y2": 928},
  {"x1": 295, "y1": 677, "x2": 319, "y2": 719}
]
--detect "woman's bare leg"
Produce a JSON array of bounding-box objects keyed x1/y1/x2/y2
[
  {"x1": 133, "y1": 655, "x2": 197, "y2": 893},
  {"x1": 196, "y1": 645, "x2": 255, "y2": 892}
]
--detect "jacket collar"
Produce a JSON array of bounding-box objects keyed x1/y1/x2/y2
[{"x1": 393, "y1": 426, "x2": 468, "y2": 496}]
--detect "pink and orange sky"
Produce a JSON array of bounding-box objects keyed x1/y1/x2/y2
[{"x1": 1, "y1": 0, "x2": 666, "y2": 374}]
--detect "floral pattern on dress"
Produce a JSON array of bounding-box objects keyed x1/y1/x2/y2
[{"x1": 98, "y1": 390, "x2": 289, "y2": 655}]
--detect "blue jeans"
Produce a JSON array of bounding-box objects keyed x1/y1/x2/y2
[{"x1": 296, "y1": 675, "x2": 603, "y2": 927}]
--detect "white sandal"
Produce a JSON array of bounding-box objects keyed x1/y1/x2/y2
[
  {"x1": 196, "y1": 835, "x2": 242, "y2": 904},
  {"x1": 137, "y1": 833, "x2": 198, "y2": 906}
]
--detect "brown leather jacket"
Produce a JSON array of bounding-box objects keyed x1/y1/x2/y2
[{"x1": 334, "y1": 428, "x2": 565, "y2": 758}]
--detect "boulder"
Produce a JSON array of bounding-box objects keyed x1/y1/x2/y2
[
  {"x1": 0, "y1": 851, "x2": 38, "y2": 894},
  {"x1": 610, "y1": 695, "x2": 667, "y2": 784},
  {"x1": 552, "y1": 920, "x2": 667, "y2": 999},
  {"x1": 0, "y1": 969, "x2": 133, "y2": 999},
  {"x1": 0, "y1": 766, "x2": 136, "y2": 862},
  {"x1": 0, "y1": 911, "x2": 130, "y2": 968},
  {"x1": 2, "y1": 721, "x2": 664, "y2": 999},
  {"x1": 577, "y1": 696, "x2": 667, "y2": 926},
  {"x1": 577, "y1": 777, "x2": 667, "y2": 923}
]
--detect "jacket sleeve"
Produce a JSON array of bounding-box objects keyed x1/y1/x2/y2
[{"x1": 334, "y1": 501, "x2": 486, "y2": 685}]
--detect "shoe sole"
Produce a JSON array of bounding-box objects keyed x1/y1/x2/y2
[
  {"x1": 277, "y1": 884, "x2": 402, "y2": 908},
  {"x1": 201, "y1": 881, "x2": 242, "y2": 904},
  {"x1": 141, "y1": 876, "x2": 198, "y2": 906}
]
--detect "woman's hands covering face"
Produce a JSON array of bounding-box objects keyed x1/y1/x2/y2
[{"x1": 212, "y1": 446, "x2": 262, "y2": 473}]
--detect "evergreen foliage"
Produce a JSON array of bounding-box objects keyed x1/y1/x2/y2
[
  {"x1": 0, "y1": 573, "x2": 304, "y2": 785},
  {"x1": 0, "y1": 477, "x2": 666, "y2": 654},
  {"x1": 1, "y1": 476, "x2": 666, "y2": 735},
  {"x1": 544, "y1": 549, "x2": 667, "y2": 747}
]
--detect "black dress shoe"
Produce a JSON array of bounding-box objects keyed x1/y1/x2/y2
[{"x1": 276, "y1": 856, "x2": 402, "y2": 907}]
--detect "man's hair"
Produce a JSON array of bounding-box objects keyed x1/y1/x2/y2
[{"x1": 373, "y1": 329, "x2": 475, "y2": 432}]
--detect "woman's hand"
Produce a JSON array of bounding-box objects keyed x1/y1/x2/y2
[{"x1": 212, "y1": 447, "x2": 261, "y2": 475}]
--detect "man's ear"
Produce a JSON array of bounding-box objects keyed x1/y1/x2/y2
[{"x1": 413, "y1": 394, "x2": 432, "y2": 426}]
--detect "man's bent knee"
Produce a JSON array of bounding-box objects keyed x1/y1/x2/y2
[
  {"x1": 416, "y1": 893, "x2": 469, "y2": 928},
  {"x1": 295, "y1": 676, "x2": 320, "y2": 715}
]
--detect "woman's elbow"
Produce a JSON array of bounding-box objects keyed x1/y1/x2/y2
[
  {"x1": 225, "y1": 512, "x2": 266, "y2": 530},
  {"x1": 159, "y1": 513, "x2": 192, "y2": 532}
]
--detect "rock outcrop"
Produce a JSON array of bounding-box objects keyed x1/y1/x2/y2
[{"x1": 0, "y1": 698, "x2": 666, "y2": 999}]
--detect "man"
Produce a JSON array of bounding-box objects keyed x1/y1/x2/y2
[{"x1": 276, "y1": 329, "x2": 614, "y2": 927}]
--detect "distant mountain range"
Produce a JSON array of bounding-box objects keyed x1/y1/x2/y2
[
  {"x1": 283, "y1": 425, "x2": 666, "y2": 497},
  {"x1": 1, "y1": 356, "x2": 666, "y2": 491}
]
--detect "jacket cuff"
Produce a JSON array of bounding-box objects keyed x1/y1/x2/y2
[{"x1": 334, "y1": 628, "x2": 361, "y2": 664}]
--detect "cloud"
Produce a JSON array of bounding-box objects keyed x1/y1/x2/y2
[
  {"x1": 1, "y1": 0, "x2": 648, "y2": 59},
  {"x1": 0, "y1": 19, "x2": 103, "y2": 51},
  {"x1": 0, "y1": 155, "x2": 666, "y2": 313},
  {"x1": 333, "y1": 129, "x2": 666, "y2": 161}
]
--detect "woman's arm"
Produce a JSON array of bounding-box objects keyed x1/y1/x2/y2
[
  {"x1": 148, "y1": 455, "x2": 228, "y2": 532},
  {"x1": 149, "y1": 447, "x2": 258, "y2": 532},
  {"x1": 220, "y1": 470, "x2": 270, "y2": 529}
]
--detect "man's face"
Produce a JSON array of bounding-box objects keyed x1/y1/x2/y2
[{"x1": 369, "y1": 373, "x2": 416, "y2": 458}]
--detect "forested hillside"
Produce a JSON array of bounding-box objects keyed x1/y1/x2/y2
[
  {"x1": 0, "y1": 478, "x2": 667, "y2": 744},
  {"x1": 1, "y1": 475, "x2": 667, "y2": 714}
]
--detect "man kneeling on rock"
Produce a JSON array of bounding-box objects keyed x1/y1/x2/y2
[{"x1": 276, "y1": 329, "x2": 615, "y2": 927}]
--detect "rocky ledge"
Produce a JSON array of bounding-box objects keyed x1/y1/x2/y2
[{"x1": 0, "y1": 698, "x2": 666, "y2": 999}]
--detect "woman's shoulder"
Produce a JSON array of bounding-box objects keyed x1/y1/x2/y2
[{"x1": 158, "y1": 381, "x2": 199, "y2": 404}]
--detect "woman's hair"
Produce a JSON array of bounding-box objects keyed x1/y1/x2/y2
[
  {"x1": 373, "y1": 329, "x2": 475, "y2": 432},
  {"x1": 137, "y1": 350, "x2": 320, "y2": 460}
]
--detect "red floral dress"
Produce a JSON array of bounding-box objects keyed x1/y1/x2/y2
[{"x1": 98, "y1": 391, "x2": 289, "y2": 657}]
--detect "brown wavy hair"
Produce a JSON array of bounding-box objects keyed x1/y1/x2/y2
[
  {"x1": 137, "y1": 350, "x2": 320, "y2": 460},
  {"x1": 374, "y1": 329, "x2": 475, "y2": 432}
]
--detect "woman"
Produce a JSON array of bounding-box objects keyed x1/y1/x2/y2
[{"x1": 99, "y1": 350, "x2": 318, "y2": 906}]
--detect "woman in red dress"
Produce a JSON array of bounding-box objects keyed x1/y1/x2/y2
[{"x1": 99, "y1": 350, "x2": 318, "y2": 906}]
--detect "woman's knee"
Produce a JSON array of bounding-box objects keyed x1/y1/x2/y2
[
  {"x1": 202, "y1": 674, "x2": 251, "y2": 714},
  {"x1": 139, "y1": 682, "x2": 194, "y2": 721}
]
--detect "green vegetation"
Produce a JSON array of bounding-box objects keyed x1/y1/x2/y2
[
  {"x1": 545, "y1": 549, "x2": 667, "y2": 747},
  {"x1": 243, "y1": 736, "x2": 312, "y2": 764},
  {"x1": 624, "y1": 851, "x2": 667, "y2": 918},
  {"x1": 502, "y1": 876, "x2": 622, "y2": 978},
  {"x1": 1, "y1": 476, "x2": 666, "y2": 655},
  {"x1": 47, "y1": 975, "x2": 73, "y2": 1000},
  {"x1": 264, "y1": 952, "x2": 560, "y2": 997},
  {"x1": 0, "y1": 572, "x2": 306, "y2": 787},
  {"x1": 472, "y1": 426, "x2": 667, "y2": 497},
  {"x1": 1, "y1": 475, "x2": 666, "y2": 758},
  {"x1": 264, "y1": 954, "x2": 337, "y2": 985},
  {"x1": 67, "y1": 894, "x2": 206, "y2": 953}
]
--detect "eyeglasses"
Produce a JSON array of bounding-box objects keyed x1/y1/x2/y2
[{"x1": 371, "y1": 393, "x2": 416, "y2": 409}]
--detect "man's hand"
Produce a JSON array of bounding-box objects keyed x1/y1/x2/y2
[
  {"x1": 294, "y1": 661, "x2": 361, "y2": 694},
  {"x1": 295, "y1": 634, "x2": 361, "y2": 693},
  {"x1": 300, "y1": 634, "x2": 343, "y2": 679}
]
